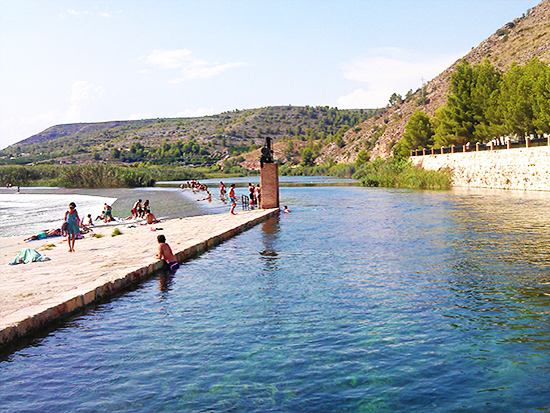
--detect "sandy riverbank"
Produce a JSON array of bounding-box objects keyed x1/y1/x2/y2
[
  {"x1": 0, "y1": 208, "x2": 279, "y2": 345},
  {"x1": 0, "y1": 186, "x2": 215, "y2": 238}
]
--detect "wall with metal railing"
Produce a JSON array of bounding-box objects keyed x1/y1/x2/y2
[
  {"x1": 410, "y1": 139, "x2": 550, "y2": 191},
  {"x1": 410, "y1": 136, "x2": 550, "y2": 157}
]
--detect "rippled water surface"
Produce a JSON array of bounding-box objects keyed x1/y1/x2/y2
[{"x1": 1, "y1": 185, "x2": 550, "y2": 412}]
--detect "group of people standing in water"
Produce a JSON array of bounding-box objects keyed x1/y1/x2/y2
[
  {"x1": 247, "y1": 182, "x2": 261, "y2": 208},
  {"x1": 182, "y1": 180, "x2": 261, "y2": 215},
  {"x1": 220, "y1": 181, "x2": 260, "y2": 214}
]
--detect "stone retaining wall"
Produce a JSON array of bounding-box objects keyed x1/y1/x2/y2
[{"x1": 411, "y1": 146, "x2": 550, "y2": 191}]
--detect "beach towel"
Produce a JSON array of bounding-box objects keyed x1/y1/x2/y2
[{"x1": 10, "y1": 248, "x2": 51, "y2": 265}]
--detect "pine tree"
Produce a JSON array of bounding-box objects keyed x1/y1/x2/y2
[
  {"x1": 471, "y1": 60, "x2": 502, "y2": 142},
  {"x1": 394, "y1": 109, "x2": 434, "y2": 157},
  {"x1": 434, "y1": 60, "x2": 477, "y2": 146},
  {"x1": 533, "y1": 60, "x2": 550, "y2": 135}
]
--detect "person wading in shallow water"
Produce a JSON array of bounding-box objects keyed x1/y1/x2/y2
[
  {"x1": 155, "y1": 234, "x2": 179, "y2": 271},
  {"x1": 64, "y1": 202, "x2": 80, "y2": 252},
  {"x1": 228, "y1": 184, "x2": 237, "y2": 215}
]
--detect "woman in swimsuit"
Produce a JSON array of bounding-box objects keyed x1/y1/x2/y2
[
  {"x1": 248, "y1": 183, "x2": 255, "y2": 207},
  {"x1": 104, "y1": 203, "x2": 113, "y2": 222},
  {"x1": 254, "y1": 184, "x2": 261, "y2": 207},
  {"x1": 64, "y1": 202, "x2": 80, "y2": 252}
]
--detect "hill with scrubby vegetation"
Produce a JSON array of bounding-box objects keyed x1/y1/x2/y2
[
  {"x1": 2, "y1": 0, "x2": 548, "y2": 171},
  {"x1": 0, "y1": 106, "x2": 378, "y2": 171},
  {"x1": 324, "y1": 0, "x2": 550, "y2": 162}
]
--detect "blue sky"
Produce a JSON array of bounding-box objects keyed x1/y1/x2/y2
[{"x1": 0, "y1": 0, "x2": 537, "y2": 149}]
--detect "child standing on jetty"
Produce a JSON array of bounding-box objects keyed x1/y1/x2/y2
[
  {"x1": 228, "y1": 184, "x2": 237, "y2": 215},
  {"x1": 64, "y1": 202, "x2": 80, "y2": 252},
  {"x1": 155, "y1": 234, "x2": 179, "y2": 271}
]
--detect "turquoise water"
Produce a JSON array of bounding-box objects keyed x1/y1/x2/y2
[{"x1": 1, "y1": 185, "x2": 550, "y2": 411}]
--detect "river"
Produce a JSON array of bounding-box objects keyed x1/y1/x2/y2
[{"x1": 1, "y1": 181, "x2": 549, "y2": 411}]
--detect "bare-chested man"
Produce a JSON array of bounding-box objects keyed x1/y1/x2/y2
[
  {"x1": 155, "y1": 234, "x2": 179, "y2": 271},
  {"x1": 228, "y1": 184, "x2": 237, "y2": 215}
]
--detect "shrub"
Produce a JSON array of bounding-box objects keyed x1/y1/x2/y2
[
  {"x1": 353, "y1": 158, "x2": 451, "y2": 190},
  {"x1": 0, "y1": 164, "x2": 203, "y2": 188}
]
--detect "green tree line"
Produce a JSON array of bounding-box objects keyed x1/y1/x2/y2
[
  {"x1": 395, "y1": 57, "x2": 550, "y2": 157},
  {"x1": 0, "y1": 164, "x2": 203, "y2": 188}
]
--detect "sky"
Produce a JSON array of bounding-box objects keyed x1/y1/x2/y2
[{"x1": 0, "y1": 0, "x2": 538, "y2": 150}]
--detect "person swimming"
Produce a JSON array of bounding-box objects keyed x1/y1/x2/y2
[{"x1": 197, "y1": 191, "x2": 212, "y2": 202}]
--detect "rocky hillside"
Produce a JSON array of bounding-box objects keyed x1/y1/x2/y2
[
  {"x1": 1, "y1": 106, "x2": 374, "y2": 166},
  {"x1": 3, "y1": 1, "x2": 548, "y2": 169},
  {"x1": 325, "y1": 0, "x2": 550, "y2": 162}
]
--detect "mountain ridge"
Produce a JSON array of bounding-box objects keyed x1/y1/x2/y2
[
  {"x1": 327, "y1": 0, "x2": 550, "y2": 162},
  {"x1": 2, "y1": 0, "x2": 548, "y2": 168}
]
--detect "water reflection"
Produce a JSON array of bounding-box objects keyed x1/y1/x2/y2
[
  {"x1": 158, "y1": 271, "x2": 174, "y2": 296},
  {"x1": 259, "y1": 216, "x2": 281, "y2": 273}
]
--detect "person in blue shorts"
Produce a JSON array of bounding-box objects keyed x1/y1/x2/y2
[
  {"x1": 228, "y1": 184, "x2": 237, "y2": 215},
  {"x1": 155, "y1": 234, "x2": 179, "y2": 271}
]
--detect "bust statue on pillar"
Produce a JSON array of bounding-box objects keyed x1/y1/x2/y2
[
  {"x1": 259, "y1": 137, "x2": 279, "y2": 209},
  {"x1": 260, "y1": 137, "x2": 274, "y2": 167}
]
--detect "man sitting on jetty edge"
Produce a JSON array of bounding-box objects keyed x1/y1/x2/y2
[{"x1": 155, "y1": 234, "x2": 179, "y2": 271}]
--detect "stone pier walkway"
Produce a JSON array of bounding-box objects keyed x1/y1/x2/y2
[{"x1": 0, "y1": 208, "x2": 279, "y2": 346}]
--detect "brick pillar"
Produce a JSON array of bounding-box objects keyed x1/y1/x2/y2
[
  {"x1": 260, "y1": 163, "x2": 279, "y2": 209},
  {"x1": 476, "y1": 142, "x2": 480, "y2": 151},
  {"x1": 526, "y1": 138, "x2": 530, "y2": 148},
  {"x1": 507, "y1": 140, "x2": 511, "y2": 150},
  {"x1": 490, "y1": 142, "x2": 494, "y2": 150}
]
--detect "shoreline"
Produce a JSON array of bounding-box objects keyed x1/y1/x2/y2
[
  {"x1": 0, "y1": 186, "x2": 212, "y2": 238},
  {"x1": 0, "y1": 208, "x2": 280, "y2": 347}
]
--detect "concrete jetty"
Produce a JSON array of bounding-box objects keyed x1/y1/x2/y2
[{"x1": 0, "y1": 208, "x2": 279, "y2": 347}]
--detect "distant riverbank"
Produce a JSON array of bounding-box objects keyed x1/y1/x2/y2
[
  {"x1": 0, "y1": 164, "x2": 203, "y2": 189},
  {"x1": 0, "y1": 186, "x2": 210, "y2": 238}
]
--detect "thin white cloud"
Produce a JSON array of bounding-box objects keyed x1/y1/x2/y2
[
  {"x1": 67, "y1": 9, "x2": 90, "y2": 16},
  {"x1": 337, "y1": 47, "x2": 463, "y2": 108},
  {"x1": 0, "y1": 81, "x2": 106, "y2": 149},
  {"x1": 145, "y1": 49, "x2": 193, "y2": 70},
  {"x1": 61, "y1": 9, "x2": 119, "y2": 19},
  {"x1": 142, "y1": 49, "x2": 248, "y2": 82},
  {"x1": 66, "y1": 81, "x2": 105, "y2": 122}
]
